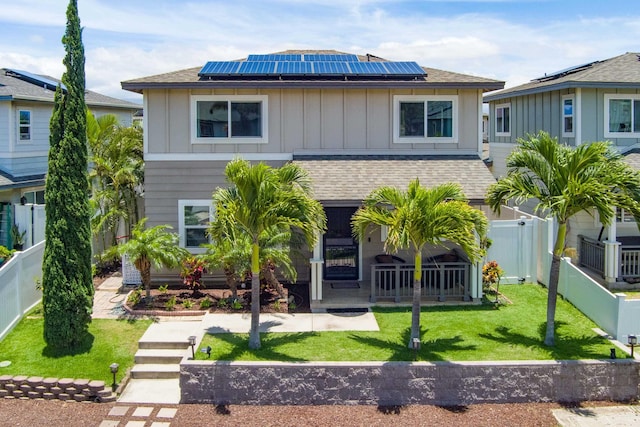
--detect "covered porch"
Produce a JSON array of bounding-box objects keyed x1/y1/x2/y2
[{"x1": 579, "y1": 234, "x2": 640, "y2": 284}]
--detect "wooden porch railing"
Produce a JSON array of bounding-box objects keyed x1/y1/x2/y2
[
  {"x1": 578, "y1": 235, "x2": 605, "y2": 276},
  {"x1": 370, "y1": 262, "x2": 470, "y2": 303}
]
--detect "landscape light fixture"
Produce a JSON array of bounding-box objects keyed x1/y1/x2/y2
[
  {"x1": 109, "y1": 363, "x2": 119, "y2": 391},
  {"x1": 628, "y1": 335, "x2": 637, "y2": 358},
  {"x1": 200, "y1": 345, "x2": 212, "y2": 358},
  {"x1": 412, "y1": 338, "x2": 421, "y2": 361},
  {"x1": 188, "y1": 335, "x2": 197, "y2": 359}
]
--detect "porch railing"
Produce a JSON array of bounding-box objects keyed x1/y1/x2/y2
[
  {"x1": 620, "y1": 245, "x2": 640, "y2": 278},
  {"x1": 370, "y1": 262, "x2": 470, "y2": 303},
  {"x1": 578, "y1": 235, "x2": 605, "y2": 276}
]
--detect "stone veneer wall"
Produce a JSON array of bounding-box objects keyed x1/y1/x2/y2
[
  {"x1": 0, "y1": 375, "x2": 115, "y2": 402},
  {"x1": 181, "y1": 360, "x2": 639, "y2": 405}
]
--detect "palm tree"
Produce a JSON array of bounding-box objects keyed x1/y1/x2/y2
[
  {"x1": 486, "y1": 131, "x2": 640, "y2": 346},
  {"x1": 352, "y1": 180, "x2": 488, "y2": 348},
  {"x1": 210, "y1": 158, "x2": 326, "y2": 349},
  {"x1": 110, "y1": 218, "x2": 189, "y2": 300}
]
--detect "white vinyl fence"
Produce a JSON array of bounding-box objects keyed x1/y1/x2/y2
[
  {"x1": 14, "y1": 204, "x2": 45, "y2": 249},
  {"x1": 0, "y1": 241, "x2": 44, "y2": 340}
]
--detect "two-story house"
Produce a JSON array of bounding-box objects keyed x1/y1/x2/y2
[
  {"x1": 484, "y1": 52, "x2": 640, "y2": 285},
  {"x1": 0, "y1": 68, "x2": 140, "y2": 247},
  {"x1": 122, "y1": 50, "x2": 503, "y2": 309}
]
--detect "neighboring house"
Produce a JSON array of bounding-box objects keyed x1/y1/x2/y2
[
  {"x1": 0, "y1": 68, "x2": 140, "y2": 248},
  {"x1": 121, "y1": 50, "x2": 503, "y2": 308},
  {"x1": 484, "y1": 52, "x2": 640, "y2": 284}
]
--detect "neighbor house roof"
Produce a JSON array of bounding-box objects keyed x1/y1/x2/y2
[
  {"x1": 485, "y1": 52, "x2": 640, "y2": 102},
  {"x1": 122, "y1": 49, "x2": 504, "y2": 93},
  {"x1": 0, "y1": 68, "x2": 140, "y2": 109},
  {"x1": 292, "y1": 156, "x2": 495, "y2": 203},
  {"x1": 0, "y1": 170, "x2": 45, "y2": 190}
]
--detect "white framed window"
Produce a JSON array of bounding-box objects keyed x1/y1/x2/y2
[
  {"x1": 495, "y1": 103, "x2": 510, "y2": 136},
  {"x1": 393, "y1": 95, "x2": 458, "y2": 143},
  {"x1": 191, "y1": 95, "x2": 268, "y2": 144},
  {"x1": 22, "y1": 190, "x2": 45, "y2": 205},
  {"x1": 178, "y1": 200, "x2": 214, "y2": 253},
  {"x1": 605, "y1": 94, "x2": 640, "y2": 138},
  {"x1": 562, "y1": 95, "x2": 575, "y2": 137},
  {"x1": 18, "y1": 110, "x2": 31, "y2": 141},
  {"x1": 616, "y1": 208, "x2": 636, "y2": 223}
]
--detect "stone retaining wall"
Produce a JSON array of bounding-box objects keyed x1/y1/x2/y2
[
  {"x1": 181, "y1": 359, "x2": 639, "y2": 405},
  {"x1": 0, "y1": 375, "x2": 115, "y2": 402}
]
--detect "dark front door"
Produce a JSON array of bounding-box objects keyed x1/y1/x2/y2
[{"x1": 324, "y1": 207, "x2": 359, "y2": 280}]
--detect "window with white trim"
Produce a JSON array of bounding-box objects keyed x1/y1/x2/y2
[
  {"x1": 178, "y1": 200, "x2": 214, "y2": 252},
  {"x1": 562, "y1": 95, "x2": 575, "y2": 137},
  {"x1": 22, "y1": 190, "x2": 45, "y2": 204},
  {"x1": 605, "y1": 94, "x2": 640, "y2": 138},
  {"x1": 393, "y1": 95, "x2": 458, "y2": 143},
  {"x1": 495, "y1": 103, "x2": 510, "y2": 136},
  {"x1": 191, "y1": 95, "x2": 268, "y2": 144},
  {"x1": 616, "y1": 208, "x2": 636, "y2": 223},
  {"x1": 19, "y1": 110, "x2": 31, "y2": 141}
]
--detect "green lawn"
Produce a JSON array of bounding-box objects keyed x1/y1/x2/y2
[
  {"x1": 0, "y1": 307, "x2": 151, "y2": 384},
  {"x1": 197, "y1": 284, "x2": 621, "y2": 361}
]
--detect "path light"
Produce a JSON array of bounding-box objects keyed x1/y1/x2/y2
[
  {"x1": 188, "y1": 335, "x2": 197, "y2": 359},
  {"x1": 200, "y1": 346, "x2": 212, "y2": 358},
  {"x1": 412, "y1": 338, "x2": 421, "y2": 361},
  {"x1": 628, "y1": 335, "x2": 637, "y2": 358},
  {"x1": 109, "y1": 363, "x2": 119, "y2": 391}
]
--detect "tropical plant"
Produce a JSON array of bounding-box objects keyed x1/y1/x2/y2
[
  {"x1": 180, "y1": 256, "x2": 207, "y2": 295},
  {"x1": 210, "y1": 158, "x2": 326, "y2": 349},
  {"x1": 482, "y1": 260, "x2": 504, "y2": 303},
  {"x1": 42, "y1": 0, "x2": 94, "y2": 349},
  {"x1": 109, "y1": 218, "x2": 189, "y2": 301},
  {"x1": 352, "y1": 179, "x2": 488, "y2": 348},
  {"x1": 87, "y1": 110, "x2": 143, "y2": 250},
  {"x1": 10, "y1": 224, "x2": 26, "y2": 249},
  {"x1": 486, "y1": 131, "x2": 640, "y2": 346},
  {"x1": 0, "y1": 245, "x2": 13, "y2": 263}
]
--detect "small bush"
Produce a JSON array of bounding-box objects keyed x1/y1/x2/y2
[
  {"x1": 217, "y1": 298, "x2": 228, "y2": 308},
  {"x1": 273, "y1": 299, "x2": 281, "y2": 311},
  {"x1": 165, "y1": 295, "x2": 177, "y2": 311},
  {"x1": 200, "y1": 298, "x2": 212, "y2": 309},
  {"x1": 231, "y1": 299, "x2": 243, "y2": 310},
  {"x1": 183, "y1": 300, "x2": 193, "y2": 309},
  {"x1": 288, "y1": 301, "x2": 297, "y2": 311},
  {"x1": 127, "y1": 287, "x2": 143, "y2": 306},
  {"x1": 158, "y1": 284, "x2": 168, "y2": 294}
]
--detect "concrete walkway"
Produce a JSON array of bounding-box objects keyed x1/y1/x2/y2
[{"x1": 553, "y1": 405, "x2": 640, "y2": 426}]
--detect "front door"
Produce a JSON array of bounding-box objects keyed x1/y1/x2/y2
[{"x1": 323, "y1": 207, "x2": 359, "y2": 280}]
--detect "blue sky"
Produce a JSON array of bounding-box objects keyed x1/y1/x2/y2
[{"x1": 1, "y1": 0, "x2": 638, "y2": 102}]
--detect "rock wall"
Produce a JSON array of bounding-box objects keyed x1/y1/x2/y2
[{"x1": 181, "y1": 359, "x2": 639, "y2": 405}]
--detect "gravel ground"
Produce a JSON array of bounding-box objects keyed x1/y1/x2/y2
[{"x1": 0, "y1": 398, "x2": 632, "y2": 427}]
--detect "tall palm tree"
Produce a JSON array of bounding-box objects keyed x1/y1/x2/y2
[
  {"x1": 211, "y1": 158, "x2": 326, "y2": 349},
  {"x1": 111, "y1": 218, "x2": 188, "y2": 300},
  {"x1": 352, "y1": 180, "x2": 488, "y2": 348},
  {"x1": 486, "y1": 131, "x2": 640, "y2": 346}
]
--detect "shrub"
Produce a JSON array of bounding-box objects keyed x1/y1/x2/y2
[
  {"x1": 158, "y1": 284, "x2": 168, "y2": 294},
  {"x1": 165, "y1": 295, "x2": 177, "y2": 311},
  {"x1": 217, "y1": 298, "x2": 228, "y2": 308},
  {"x1": 200, "y1": 298, "x2": 212, "y2": 309},
  {"x1": 180, "y1": 256, "x2": 207, "y2": 293},
  {"x1": 231, "y1": 299, "x2": 243, "y2": 310},
  {"x1": 183, "y1": 300, "x2": 193, "y2": 309},
  {"x1": 0, "y1": 245, "x2": 13, "y2": 262},
  {"x1": 127, "y1": 287, "x2": 143, "y2": 306}
]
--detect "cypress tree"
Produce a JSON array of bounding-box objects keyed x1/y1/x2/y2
[{"x1": 42, "y1": 0, "x2": 93, "y2": 348}]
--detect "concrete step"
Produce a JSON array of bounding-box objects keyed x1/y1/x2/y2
[
  {"x1": 130, "y1": 364, "x2": 180, "y2": 379},
  {"x1": 137, "y1": 339, "x2": 190, "y2": 350},
  {"x1": 134, "y1": 348, "x2": 187, "y2": 364}
]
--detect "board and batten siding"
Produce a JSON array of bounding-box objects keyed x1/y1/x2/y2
[{"x1": 145, "y1": 88, "x2": 483, "y2": 155}]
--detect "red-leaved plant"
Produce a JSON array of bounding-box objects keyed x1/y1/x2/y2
[{"x1": 180, "y1": 256, "x2": 207, "y2": 295}]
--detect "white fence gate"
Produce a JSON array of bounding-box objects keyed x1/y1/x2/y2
[
  {"x1": 14, "y1": 204, "x2": 46, "y2": 249},
  {"x1": 486, "y1": 217, "x2": 538, "y2": 285}
]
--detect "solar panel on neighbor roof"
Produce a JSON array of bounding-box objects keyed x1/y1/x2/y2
[
  {"x1": 383, "y1": 62, "x2": 425, "y2": 75},
  {"x1": 247, "y1": 54, "x2": 303, "y2": 62},
  {"x1": 312, "y1": 61, "x2": 352, "y2": 74},
  {"x1": 238, "y1": 61, "x2": 276, "y2": 74},
  {"x1": 199, "y1": 61, "x2": 241, "y2": 75},
  {"x1": 348, "y1": 61, "x2": 388, "y2": 75},
  {"x1": 276, "y1": 61, "x2": 313, "y2": 74},
  {"x1": 6, "y1": 68, "x2": 67, "y2": 91},
  {"x1": 304, "y1": 54, "x2": 359, "y2": 62}
]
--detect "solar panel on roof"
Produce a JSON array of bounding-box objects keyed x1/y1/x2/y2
[
  {"x1": 533, "y1": 61, "x2": 598, "y2": 81},
  {"x1": 238, "y1": 61, "x2": 276, "y2": 74},
  {"x1": 382, "y1": 62, "x2": 425, "y2": 75},
  {"x1": 348, "y1": 62, "x2": 388, "y2": 75},
  {"x1": 313, "y1": 62, "x2": 352, "y2": 74},
  {"x1": 199, "y1": 61, "x2": 241, "y2": 75},
  {"x1": 276, "y1": 61, "x2": 313, "y2": 74},
  {"x1": 5, "y1": 68, "x2": 66, "y2": 91},
  {"x1": 304, "y1": 54, "x2": 359, "y2": 62},
  {"x1": 248, "y1": 54, "x2": 302, "y2": 62}
]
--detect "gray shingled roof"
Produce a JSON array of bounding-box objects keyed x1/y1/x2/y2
[
  {"x1": 0, "y1": 170, "x2": 45, "y2": 190},
  {"x1": 293, "y1": 157, "x2": 495, "y2": 203},
  {"x1": 0, "y1": 68, "x2": 140, "y2": 109},
  {"x1": 485, "y1": 52, "x2": 640, "y2": 102},
  {"x1": 122, "y1": 49, "x2": 504, "y2": 93}
]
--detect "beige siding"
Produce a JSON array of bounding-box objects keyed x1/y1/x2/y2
[{"x1": 145, "y1": 87, "x2": 483, "y2": 156}]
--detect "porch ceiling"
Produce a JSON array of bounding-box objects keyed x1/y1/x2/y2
[{"x1": 293, "y1": 157, "x2": 496, "y2": 203}]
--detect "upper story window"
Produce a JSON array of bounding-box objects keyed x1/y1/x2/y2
[
  {"x1": 605, "y1": 94, "x2": 640, "y2": 138},
  {"x1": 562, "y1": 95, "x2": 575, "y2": 137},
  {"x1": 616, "y1": 208, "x2": 636, "y2": 223},
  {"x1": 191, "y1": 95, "x2": 268, "y2": 144},
  {"x1": 393, "y1": 95, "x2": 458, "y2": 143},
  {"x1": 495, "y1": 103, "x2": 510, "y2": 136},
  {"x1": 178, "y1": 200, "x2": 214, "y2": 253},
  {"x1": 19, "y1": 110, "x2": 31, "y2": 141}
]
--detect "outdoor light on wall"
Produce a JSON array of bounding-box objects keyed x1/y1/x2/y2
[
  {"x1": 188, "y1": 335, "x2": 197, "y2": 359},
  {"x1": 200, "y1": 345, "x2": 212, "y2": 358},
  {"x1": 109, "y1": 363, "x2": 119, "y2": 391},
  {"x1": 628, "y1": 335, "x2": 637, "y2": 358}
]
